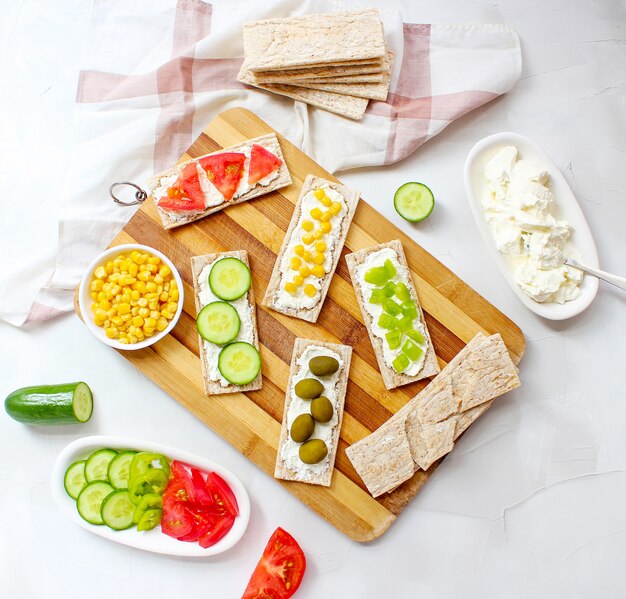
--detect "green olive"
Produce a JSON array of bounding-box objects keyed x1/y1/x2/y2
[
  {"x1": 294, "y1": 378, "x2": 324, "y2": 399},
  {"x1": 309, "y1": 355, "x2": 340, "y2": 377},
  {"x1": 310, "y1": 396, "x2": 334, "y2": 423},
  {"x1": 299, "y1": 439, "x2": 328, "y2": 464},
  {"x1": 290, "y1": 413, "x2": 315, "y2": 443}
]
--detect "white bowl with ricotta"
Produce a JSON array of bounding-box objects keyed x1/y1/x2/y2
[
  {"x1": 51, "y1": 436, "x2": 251, "y2": 557},
  {"x1": 78, "y1": 244, "x2": 184, "y2": 350},
  {"x1": 464, "y1": 132, "x2": 599, "y2": 320}
]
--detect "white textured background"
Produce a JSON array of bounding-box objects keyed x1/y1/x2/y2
[{"x1": 1, "y1": 1, "x2": 625, "y2": 597}]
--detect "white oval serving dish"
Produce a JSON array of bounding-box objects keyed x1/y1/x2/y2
[
  {"x1": 464, "y1": 132, "x2": 599, "y2": 320},
  {"x1": 78, "y1": 244, "x2": 184, "y2": 350},
  {"x1": 51, "y1": 436, "x2": 250, "y2": 557}
]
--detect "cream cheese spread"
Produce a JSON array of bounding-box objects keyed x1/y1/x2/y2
[
  {"x1": 482, "y1": 146, "x2": 583, "y2": 303},
  {"x1": 355, "y1": 248, "x2": 427, "y2": 375},
  {"x1": 280, "y1": 345, "x2": 344, "y2": 479},
  {"x1": 273, "y1": 186, "x2": 347, "y2": 310},
  {"x1": 198, "y1": 260, "x2": 255, "y2": 387}
]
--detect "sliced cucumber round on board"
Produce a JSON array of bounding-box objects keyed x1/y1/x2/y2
[
  {"x1": 64, "y1": 460, "x2": 87, "y2": 500},
  {"x1": 209, "y1": 257, "x2": 251, "y2": 300},
  {"x1": 394, "y1": 182, "x2": 435, "y2": 222},
  {"x1": 218, "y1": 342, "x2": 261, "y2": 385},
  {"x1": 4, "y1": 381, "x2": 93, "y2": 425},
  {"x1": 197, "y1": 301, "x2": 241, "y2": 345},
  {"x1": 76, "y1": 481, "x2": 114, "y2": 525},
  {"x1": 107, "y1": 451, "x2": 137, "y2": 490},
  {"x1": 85, "y1": 448, "x2": 118, "y2": 483},
  {"x1": 101, "y1": 490, "x2": 135, "y2": 530}
]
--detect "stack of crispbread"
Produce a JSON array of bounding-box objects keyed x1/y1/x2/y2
[{"x1": 237, "y1": 9, "x2": 392, "y2": 120}]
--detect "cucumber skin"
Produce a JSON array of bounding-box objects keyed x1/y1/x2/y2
[{"x1": 4, "y1": 382, "x2": 92, "y2": 425}]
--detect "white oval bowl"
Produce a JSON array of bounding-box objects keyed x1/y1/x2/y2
[
  {"x1": 464, "y1": 132, "x2": 599, "y2": 320},
  {"x1": 78, "y1": 244, "x2": 184, "y2": 350},
  {"x1": 51, "y1": 436, "x2": 251, "y2": 557}
]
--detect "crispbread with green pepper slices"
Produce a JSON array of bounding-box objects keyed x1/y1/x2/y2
[
  {"x1": 345, "y1": 239, "x2": 440, "y2": 390},
  {"x1": 274, "y1": 338, "x2": 352, "y2": 487},
  {"x1": 191, "y1": 251, "x2": 262, "y2": 396}
]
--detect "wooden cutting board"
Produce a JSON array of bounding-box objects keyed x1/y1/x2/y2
[{"x1": 78, "y1": 108, "x2": 525, "y2": 542}]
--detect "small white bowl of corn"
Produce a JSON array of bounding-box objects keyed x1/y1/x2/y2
[{"x1": 78, "y1": 244, "x2": 184, "y2": 350}]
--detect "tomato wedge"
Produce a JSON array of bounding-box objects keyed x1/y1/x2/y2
[
  {"x1": 242, "y1": 528, "x2": 306, "y2": 599},
  {"x1": 190, "y1": 467, "x2": 214, "y2": 505},
  {"x1": 157, "y1": 163, "x2": 205, "y2": 212},
  {"x1": 161, "y1": 496, "x2": 194, "y2": 539},
  {"x1": 206, "y1": 472, "x2": 239, "y2": 517},
  {"x1": 198, "y1": 512, "x2": 235, "y2": 548},
  {"x1": 247, "y1": 144, "x2": 282, "y2": 186},
  {"x1": 197, "y1": 152, "x2": 246, "y2": 201}
]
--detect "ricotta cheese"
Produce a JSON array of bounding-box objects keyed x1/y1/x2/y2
[
  {"x1": 483, "y1": 146, "x2": 583, "y2": 303},
  {"x1": 355, "y1": 248, "x2": 427, "y2": 375},
  {"x1": 280, "y1": 345, "x2": 344, "y2": 479},
  {"x1": 198, "y1": 260, "x2": 255, "y2": 387},
  {"x1": 273, "y1": 186, "x2": 347, "y2": 310}
]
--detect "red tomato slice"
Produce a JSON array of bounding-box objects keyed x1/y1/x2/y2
[
  {"x1": 206, "y1": 472, "x2": 239, "y2": 517},
  {"x1": 163, "y1": 461, "x2": 196, "y2": 504},
  {"x1": 247, "y1": 144, "x2": 282, "y2": 186},
  {"x1": 242, "y1": 528, "x2": 306, "y2": 599},
  {"x1": 161, "y1": 497, "x2": 194, "y2": 539},
  {"x1": 157, "y1": 164, "x2": 205, "y2": 212},
  {"x1": 197, "y1": 152, "x2": 246, "y2": 201},
  {"x1": 176, "y1": 503, "x2": 221, "y2": 542},
  {"x1": 190, "y1": 467, "x2": 214, "y2": 506},
  {"x1": 198, "y1": 512, "x2": 235, "y2": 548}
]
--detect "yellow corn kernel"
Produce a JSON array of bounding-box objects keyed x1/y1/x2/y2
[
  {"x1": 119, "y1": 260, "x2": 130, "y2": 272},
  {"x1": 299, "y1": 266, "x2": 310, "y2": 278},
  {"x1": 302, "y1": 251, "x2": 312, "y2": 263},
  {"x1": 111, "y1": 316, "x2": 123, "y2": 326},
  {"x1": 314, "y1": 188, "x2": 326, "y2": 200},
  {"x1": 320, "y1": 210, "x2": 332, "y2": 222},
  {"x1": 128, "y1": 262, "x2": 139, "y2": 276},
  {"x1": 148, "y1": 256, "x2": 161, "y2": 265},
  {"x1": 166, "y1": 302, "x2": 177, "y2": 314},
  {"x1": 98, "y1": 299, "x2": 111, "y2": 311},
  {"x1": 294, "y1": 245, "x2": 305, "y2": 257},
  {"x1": 156, "y1": 317, "x2": 168, "y2": 332},
  {"x1": 137, "y1": 270, "x2": 150, "y2": 282},
  {"x1": 304, "y1": 284, "x2": 317, "y2": 298},
  {"x1": 142, "y1": 317, "x2": 156, "y2": 330},
  {"x1": 105, "y1": 260, "x2": 114, "y2": 274},
  {"x1": 108, "y1": 272, "x2": 121, "y2": 283},
  {"x1": 148, "y1": 302, "x2": 159, "y2": 313},
  {"x1": 154, "y1": 274, "x2": 164, "y2": 285},
  {"x1": 94, "y1": 308, "x2": 108, "y2": 321},
  {"x1": 320, "y1": 195, "x2": 331, "y2": 207},
  {"x1": 146, "y1": 263, "x2": 157, "y2": 274},
  {"x1": 103, "y1": 319, "x2": 111, "y2": 329},
  {"x1": 132, "y1": 253, "x2": 146, "y2": 265},
  {"x1": 121, "y1": 276, "x2": 137, "y2": 286},
  {"x1": 144, "y1": 330, "x2": 155, "y2": 338},
  {"x1": 121, "y1": 313, "x2": 132, "y2": 322},
  {"x1": 293, "y1": 276, "x2": 304, "y2": 286},
  {"x1": 117, "y1": 303, "x2": 131, "y2": 315},
  {"x1": 134, "y1": 281, "x2": 147, "y2": 293},
  {"x1": 302, "y1": 220, "x2": 314, "y2": 232},
  {"x1": 156, "y1": 285, "x2": 163, "y2": 295},
  {"x1": 312, "y1": 252, "x2": 325, "y2": 265},
  {"x1": 320, "y1": 221, "x2": 332, "y2": 234},
  {"x1": 170, "y1": 289, "x2": 179, "y2": 302},
  {"x1": 158, "y1": 265, "x2": 171, "y2": 278},
  {"x1": 94, "y1": 266, "x2": 107, "y2": 280},
  {"x1": 105, "y1": 327, "x2": 118, "y2": 339},
  {"x1": 290, "y1": 257, "x2": 301, "y2": 270},
  {"x1": 302, "y1": 233, "x2": 314, "y2": 245},
  {"x1": 132, "y1": 316, "x2": 144, "y2": 327},
  {"x1": 311, "y1": 265, "x2": 325, "y2": 278},
  {"x1": 128, "y1": 325, "x2": 139, "y2": 336},
  {"x1": 135, "y1": 330, "x2": 145, "y2": 342},
  {"x1": 310, "y1": 207, "x2": 322, "y2": 220},
  {"x1": 159, "y1": 291, "x2": 169, "y2": 302},
  {"x1": 138, "y1": 307, "x2": 150, "y2": 318},
  {"x1": 129, "y1": 335, "x2": 138, "y2": 344},
  {"x1": 131, "y1": 289, "x2": 140, "y2": 301},
  {"x1": 146, "y1": 281, "x2": 157, "y2": 293},
  {"x1": 90, "y1": 279, "x2": 104, "y2": 292},
  {"x1": 315, "y1": 241, "x2": 326, "y2": 252},
  {"x1": 90, "y1": 292, "x2": 98, "y2": 301},
  {"x1": 107, "y1": 308, "x2": 117, "y2": 319},
  {"x1": 137, "y1": 297, "x2": 148, "y2": 308},
  {"x1": 110, "y1": 284, "x2": 121, "y2": 296},
  {"x1": 284, "y1": 282, "x2": 297, "y2": 295},
  {"x1": 163, "y1": 311, "x2": 174, "y2": 321},
  {"x1": 169, "y1": 279, "x2": 177, "y2": 290},
  {"x1": 131, "y1": 306, "x2": 139, "y2": 316},
  {"x1": 118, "y1": 336, "x2": 129, "y2": 345},
  {"x1": 312, "y1": 229, "x2": 323, "y2": 240},
  {"x1": 329, "y1": 201, "x2": 342, "y2": 215},
  {"x1": 150, "y1": 310, "x2": 160, "y2": 320}
]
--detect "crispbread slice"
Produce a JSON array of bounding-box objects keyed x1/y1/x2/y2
[
  {"x1": 263, "y1": 175, "x2": 360, "y2": 322},
  {"x1": 346, "y1": 333, "x2": 521, "y2": 497},
  {"x1": 148, "y1": 133, "x2": 292, "y2": 230},
  {"x1": 346, "y1": 240, "x2": 440, "y2": 390},
  {"x1": 243, "y1": 10, "x2": 385, "y2": 71},
  {"x1": 287, "y1": 79, "x2": 390, "y2": 101},
  {"x1": 274, "y1": 338, "x2": 352, "y2": 487},
  {"x1": 191, "y1": 251, "x2": 262, "y2": 395},
  {"x1": 237, "y1": 64, "x2": 369, "y2": 120}
]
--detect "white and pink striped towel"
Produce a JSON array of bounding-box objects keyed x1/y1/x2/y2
[{"x1": 3, "y1": 0, "x2": 521, "y2": 326}]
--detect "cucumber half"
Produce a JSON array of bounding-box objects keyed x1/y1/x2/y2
[
  {"x1": 394, "y1": 182, "x2": 435, "y2": 222},
  {"x1": 218, "y1": 342, "x2": 261, "y2": 385},
  {"x1": 77, "y1": 481, "x2": 114, "y2": 525},
  {"x1": 107, "y1": 451, "x2": 137, "y2": 490},
  {"x1": 85, "y1": 448, "x2": 118, "y2": 483},
  {"x1": 209, "y1": 257, "x2": 251, "y2": 301},
  {"x1": 4, "y1": 381, "x2": 93, "y2": 425},
  {"x1": 101, "y1": 490, "x2": 135, "y2": 530},
  {"x1": 197, "y1": 301, "x2": 241, "y2": 345},
  {"x1": 64, "y1": 460, "x2": 87, "y2": 500}
]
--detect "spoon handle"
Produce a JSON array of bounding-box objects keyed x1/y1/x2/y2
[{"x1": 565, "y1": 258, "x2": 626, "y2": 292}]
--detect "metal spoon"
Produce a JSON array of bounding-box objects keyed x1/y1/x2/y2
[{"x1": 565, "y1": 258, "x2": 626, "y2": 292}]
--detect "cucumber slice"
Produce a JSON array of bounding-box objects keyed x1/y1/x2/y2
[
  {"x1": 196, "y1": 301, "x2": 241, "y2": 345},
  {"x1": 4, "y1": 381, "x2": 93, "y2": 425},
  {"x1": 101, "y1": 490, "x2": 135, "y2": 530},
  {"x1": 64, "y1": 460, "x2": 87, "y2": 499},
  {"x1": 209, "y1": 257, "x2": 251, "y2": 301},
  {"x1": 218, "y1": 342, "x2": 261, "y2": 385},
  {"x1": 107, "y1": 451, "x2": 137, "y2": 490},
  {"x1": 394, "y1": 182, "x2": 435, "y2": 222},
  {"x1": 85, "y1": 448, "x2": 118, "y2": 483},
  {"x1": 76, "y1": 481, "x2": 114, "y2": 525}
]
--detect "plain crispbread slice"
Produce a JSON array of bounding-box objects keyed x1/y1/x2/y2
[
  {"x1": 191, "y1": 251, "x2": 262, "y2": 396},
  {"x1": 346, "y1": 333, "x2": 521, "y2": 497},
  {"x1": 263, "y1": 175, "x2": 360, "y2": 323},
  {"x1": 148, "y1": 133, "x2": 291, "y2": 230},
  {"x1": 243, "y1": 10, "x2": 385, "y2": 72},
  {"x1": 346, "y1": 240, "x2": 440, "y2": 390},
  {"x1": 274, "y1": 338, "x2": 352, "y2": 487},
  {"x1": 287, "y1": 78, "x2": 390, "y2": 101}
]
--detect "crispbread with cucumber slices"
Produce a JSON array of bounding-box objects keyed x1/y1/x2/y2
[
  {"x1": 147, "y1": 133, "x2": 291, "y2": 230},
  {"x1": 191, "y1": 251, "x2": 262, "y2": 395},
  {"x1": 275, "y1": 338, "x2": 352, "y2": 487},
  {"x1": 346, "y1": 239, "x2": 440, "y2": 390},
  {"x1": 263, "y1": 175, "x2": 360, "y2": 323}
]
